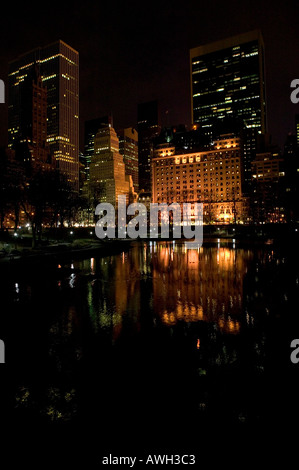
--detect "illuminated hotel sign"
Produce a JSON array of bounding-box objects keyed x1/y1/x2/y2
[{"x1": 0, "y1": 79, "x2": 4, "y2": 103}]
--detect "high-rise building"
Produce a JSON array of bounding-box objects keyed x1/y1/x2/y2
[
  {"x1": 83, "y1": 115, "x2": 112, "y2": 181},
  {"x1": 190, "y1": 30, "x2": 267, "y2": 188},
  {"x1": 89, "y1": 125, "x2": 134, "y2": 208},
  {"x1": 11, "y1": 63, "x2": 54, "y2": 174},
  {"x1": 137, "y1": 100, "x2": 161, "y2": 193},
  {"x1": 8, "y1": 40, "x2": 79, "y2": 189},
  {"x1": 117, "y1": 127, "x2": 139, "y2": 191},
  {"x1": 251, "y1": 148, "x2": 285, "y2": 223},
  {"x1": 283, "y1": 131, "x2": 299, "y2": 223}
]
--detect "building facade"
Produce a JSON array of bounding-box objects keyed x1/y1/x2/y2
[
  {"x1": 83, "y1": 115, "x2": 112, "y2": 182},
  {"x1": 152, "y1": 135, "x2": 245, "y2": 223},
  {"x1": 117, "y1": 127, "x2": 139, "y2": 191},
  {"x1": 137, "y1": 100, "x2": 161, "y2": 193},
  {"x1": 8, "y1": 40, "x2": 79, "y2": 189},
  {"x1": 8, "y1": 62, "x2": 54, "y2": 174},
  {"x1": 89, "y1": 125, "x2": 135, "y2": 209},
  {"x1": 190, "y1": 30, "x2": 267, "y2": 188},
  {"x1": 250, "y1": 149, "x2": 286, "y2": 223}
]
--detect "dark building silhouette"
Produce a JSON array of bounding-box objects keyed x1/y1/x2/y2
[
  {"x1": 155, "y1": 124, "x2": 210, "y2": 153},
  {"x1": 137, "y1": 100, "x2": 161, "y2": 193},
  {"x1": 11, "y1": 63, "x2": 54, "y2": 175},
  {"x1": 283, "y1": 132, "x2": 299, "y2": 222}
]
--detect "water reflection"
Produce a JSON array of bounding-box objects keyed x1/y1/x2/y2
[
  {"x1": 2, "y1": 239, "x2": 299, "y2": 429},
  {"x1": 77, "y1": 242, "x2": 254, "y2": 339},
  {"x1": 151, "y1": 243, "x2": 251, "y2": 333}
]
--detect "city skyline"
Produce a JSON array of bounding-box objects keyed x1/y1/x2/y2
[
  {"x1": 1, "y1": 2, "x2": 299, "y2": 462},
  {"x1": 0, "y1": 1, "x2": 299, "y2": 152},
  {"x1": 1, "y1": 32, "x2": 298, "y2": 223}
]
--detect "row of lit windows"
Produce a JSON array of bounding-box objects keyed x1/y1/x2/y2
[
  {"x1": 156, "y1": 180, "x2": 240, "y2": 187},
  {"x1": 154, "y1": 155, "x2": 239, "y2": 166},
  {"x1": 157, "y1": 174, "x2": 240, "y2": 181}
]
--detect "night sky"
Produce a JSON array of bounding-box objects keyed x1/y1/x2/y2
[{"x1": 0, "y1": 0, "x2": 299, "y2": 150}]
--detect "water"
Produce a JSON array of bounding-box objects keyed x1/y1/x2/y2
[{"x1": 1, "y1": 239, "x2": 299, "y2": 461}]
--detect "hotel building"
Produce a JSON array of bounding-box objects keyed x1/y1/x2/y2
[{"x1": 152, "y1": 135, "x2": 245, "y2": 223}]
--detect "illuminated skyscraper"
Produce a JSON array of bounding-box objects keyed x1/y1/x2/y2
[
  {"x1": 83, "y1": 115, "x2": 112, "y2": 181},
  {"x1": 190, "y1": 30, "x2": 266, "y2": 187},
  {"x1": 296, "y1": 114, "x2": 299, "y2": 148},
  {"x1": 8, "y1": 40, "x2": 79, "y2": 189},
  {"x1": 89, "y1": 125, "x2": 134, "y2": 208},
  {"x1": 117, "y1": 127, "x2": 139, "y2": 191}
]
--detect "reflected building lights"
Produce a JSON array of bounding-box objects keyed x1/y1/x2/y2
[
  {"x1": 90, "y1": 257, "x2": 95, "y2": 274},
  {"x1": 152, "y1": 243, "x2": 252, "y2": 333}
]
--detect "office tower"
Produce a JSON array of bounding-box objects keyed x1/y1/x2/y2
[
  {"x1": 283, "y1": 131, "x2": 299, "y2": 223},
  {"x1": 152, "y1": 135, "x2": 245, "y2": 223},
  {"x1": 8, "y1": 40, "x2": 79, "y2": 189},
  {"x1": 89, "y1": 125, "x2": 134, "y2": 208},
  {"x1": 251, "y1": 152, "x2": 283, "y2": 183},
  {"x1": 137, "y1": 100, "x2": 161, "y2": 193},
  {"x1": 11, "y1": 63, "x2": 54, "y2": 174},
  {"x1": 190, "y1": 30, "x2": 266, "y2": 187},
  {"x1": 251, "y1": 148, "x2": 285, "y2": 223},
  {"x1": 83, "y1": 115, "x2": 113, "y2": 181},
  {"x1": 117, "y1": 127, "x2": 139, "y2": 191}
]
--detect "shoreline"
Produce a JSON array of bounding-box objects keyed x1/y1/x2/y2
[{"x1": 0, "y1": 225, "x2": 298, "y2": 267}]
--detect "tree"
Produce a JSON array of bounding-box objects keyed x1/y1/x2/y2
[
  {"x1": 20, "y1": 169, "x2": 75, "y2": 247},
  {"x1": 204, "y1": 189, "x2": 215, "y2": 224}
]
